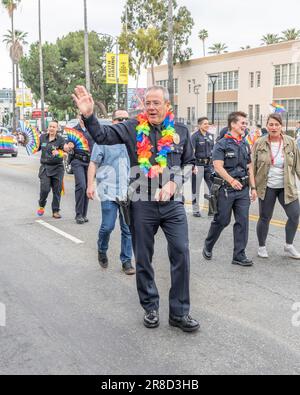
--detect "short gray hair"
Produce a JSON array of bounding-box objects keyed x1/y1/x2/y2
[{"x1": 145, "y1": 85, "x2": 170, "y2": 102}]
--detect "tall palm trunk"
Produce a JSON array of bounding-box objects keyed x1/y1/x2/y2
[
  {"x1": 151, "y1": 62, "x2": 155, "y2": 86},
  {"x1": 38, "y1": 0, "x2": 46, "y2": 131},
  {"x1": 84, "y1": 0, "x2": 91, "y2": 92},
  {"x1": 11, "y1": 10, "x2": 16, "y2": 131},
  {"x1": 202, "y1": 40, "x2": 206, "y2": 57},
  {"x1": 167, "y1": 0, "x2": 174, "y2": 108}
]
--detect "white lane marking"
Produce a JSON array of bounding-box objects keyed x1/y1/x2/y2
[{"x1": 36, "y1": 220, "x2": 84, "y2": 245}]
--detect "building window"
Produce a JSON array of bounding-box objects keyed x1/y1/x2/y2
[
  {"x1": 274, "y1": 63, "x2": 300, "y2": 86},
  {"x1": 249, "y1": 105, "x2": 254, "y2": 121},
  {"x1": 156, "y1": 79, "x2": 178, "y2": 94},
  {"x1": 187, "y1": 107, "x2": 191, "y2": 123},
  {"x1": 208, "y1": 71, "x2": 239, "y2": 92},
  {"x1": 276, "y1": 99, "x2": 300, "y2": 119},
  {"x1": 255, "y1": 105, "x2": 260, "y2": 122},
  {"x1": 188, "y1": 80, "x2": 192, "y2": 94},
  {"x1": 250, "y1": 73, "x2": 254, "y2": 88},
  {"x1": 256, "y1": 72, "x2": 261, "y2": 88},
  {"x1": 207, "y1": 102, "x2": 238, "y2": 120}
]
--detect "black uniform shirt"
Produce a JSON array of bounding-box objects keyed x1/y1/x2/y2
[
  {"x1": 39, "y1": 133, "x2": 65, "y2": 166},
  {"x1": 83, "y1": 114, "x2": 195, "y2": 198},
  {"x1": 191, "y1": 131, "x2": 214, "y2": 161},
  {"x1": 212, "y1": 136, "x2": 251, "y2": 179}
]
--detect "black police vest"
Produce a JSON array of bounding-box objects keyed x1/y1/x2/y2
[
  {"x1": 223, "y1": 139, "x2": 249, "y2": 178},
  {"x1": 195, "y1": 132, "x2": 214, "y2": 159}
]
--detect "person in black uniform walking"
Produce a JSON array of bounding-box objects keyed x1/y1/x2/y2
[
  {"x1": 36, "y1": 121, "x2": 67, "y2": 219},
  {"x1": 73, "y1": 85, "x2": 200, "y2": 333},
  {"x1": 191, "y1": 117, "x2": 214, "y2": 217},
  {"x1": 202, "y1": 112, "x2": 257, "y2": 266},
  {"x1": 67, "y1": 117, "x2": 95, "y2": 224}
]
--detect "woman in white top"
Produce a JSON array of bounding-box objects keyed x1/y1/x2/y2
[{"x1": 253, "y1": 114, "x2": 300, "y2": 259}]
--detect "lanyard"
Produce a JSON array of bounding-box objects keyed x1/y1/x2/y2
[{"x1": 269, "y1": 138, "x2": 283, "y2": 166}]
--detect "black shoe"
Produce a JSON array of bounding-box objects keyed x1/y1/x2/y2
[
  {"x1": 144, "y1": 310, "x2": 159, "y2": 328},
  {"x1": 193, "y1": 212, "x2": 202, "y2": 218},
  {"x1": 208, "y1": 211, "x2": 215, "y2": 217},
  {"x1": 84, "y1": 217, "x2": 89, "y2": 223},
  {"x1": 202, "y1": 247, "x2": 212, "y2": 261},
  {"x1": 76, "y1": 215, "x2": 85, "y2": 225},
  {"x1": 122, "y1": 261, "x2": 136, "y2": 275},
  {"x1": 98, "y1": 252, "x2": 108, "y2": 268},
  {"x1": 232, "y1": 257, "x2": 253, "y2": 267},
  {"x1": 169, "y1": 315, "x2": 200, "y2": 333}
]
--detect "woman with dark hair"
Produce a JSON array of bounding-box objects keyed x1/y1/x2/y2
[{"x1": 253, "y1": 114, "x2": 300, "y2": 259}]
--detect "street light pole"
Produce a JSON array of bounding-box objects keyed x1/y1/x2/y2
[
  {"x1": 209, "y1": 75, "x2": 218, "y2": 125},
  {"x1": 194, "y1": 84, "x2": 201, "y2": 123},
  {"x1": 38, "y1": 0, "x2": 46, "y2": 132},
  {"x1": 167, "y1": 0, "x2": 174, "y2": 108},
  {"x1": 83, "y1": 0, "x2": 91, "y2": 92}
]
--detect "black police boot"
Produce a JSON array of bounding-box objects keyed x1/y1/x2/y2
[
  {"x1": 232, "y1": 257, "x2": 253, "y2": 267},
  {"x1": 193, "y1": 212, "x2": 202, "y2": 218},
  {"x1": 169, "y1": 315, "x2": 200, "y2": 333},
  {"x1": 76, "y1": 215, "x2": 85, "y2": 225},
  {"x1": 144, "y1": 310, "x2": 159, "y2": 328},
  {"x1": 98, "y1": 252, "x2": 108, "y2": 269},
  {"x1": 202, "y1": 247, "x2": 213, "y2": 261}
]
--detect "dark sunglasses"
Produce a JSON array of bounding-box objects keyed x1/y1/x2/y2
[{"x1": 114, "y1": 117, "x2": 129, "y2": 122}]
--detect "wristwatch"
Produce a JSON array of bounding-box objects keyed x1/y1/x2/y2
[{"x1": 251, "y1": 187, "x2": 257, "y2": 191}]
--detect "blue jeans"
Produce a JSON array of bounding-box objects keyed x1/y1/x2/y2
[{"x1": 98, "y1": 200, "x2": 132, "y2": 264}]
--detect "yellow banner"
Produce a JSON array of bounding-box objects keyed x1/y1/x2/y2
[
  {"x1": 118, "y1": 54, "x2": 129, "y2": 85},
  {"x1": 16, "y1": 88, "x2": 32, "y2": 107},
  {"x1": 106, "y1": 53, "x2": 117, "y2": 84}
]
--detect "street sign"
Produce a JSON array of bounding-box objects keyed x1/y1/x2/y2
[
  {"x1": 118, "y1": 54, "x2": 129, "y2": 85},
  {"x1": 106, "y1": 53, "x2": 117, "y2": 84}
]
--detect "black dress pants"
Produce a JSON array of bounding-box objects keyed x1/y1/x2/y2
[
  {"x1": 39, "y1": 165, "x2": 64, "y2": 213},
  {"x1": 71, "y1": 159, "x2": 89, "y2": 218},
  {"x1": 130, "y1": 200, "x2": 190, "y2": 317},
  {"x1": 205, "y1": 187, "x2": 250, "y2": 261}
]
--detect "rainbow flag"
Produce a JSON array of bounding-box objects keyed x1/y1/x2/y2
[
  {"x1": 0, "y1": 135, "x2": 15, "y2": 150},
  {"x1": 271, "y1": 102, "x2": 286, "y2": 114},
  {"x1": 19, "y1": 121, "x2": 40, "y2": 155},
  {"x1": 65, "y1": 127, "x2": 90, "y2": 152}
]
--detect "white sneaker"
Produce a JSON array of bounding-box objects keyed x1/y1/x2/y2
[
  {"x1": 258, "y1": 246, "x2": 269, "y2": 258},
  {"x1": 284, "y1": 244, "x2": 300, "y2": 260}
]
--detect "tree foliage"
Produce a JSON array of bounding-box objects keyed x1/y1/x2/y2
[
  {"x1": 20, "y1": 31, "x2": 116, "y2": 118},
  {"x1": 119, "y1": 0, "x2": 194, "y2": 84}
]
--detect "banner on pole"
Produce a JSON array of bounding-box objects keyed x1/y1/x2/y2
[
  {"x1": 106, "y1": 53, "x2": 117, "y2": 84},
  {"x1": 16, "y1": 88, "x2": 32, "y2": 107},
  {"x1": 118, "y1": 54, "x2": 129, "y2": 85}
]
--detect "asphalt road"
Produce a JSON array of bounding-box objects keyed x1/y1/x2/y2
[{"x1": 0, "y1": 147, "x2": 300, "y2": 375}]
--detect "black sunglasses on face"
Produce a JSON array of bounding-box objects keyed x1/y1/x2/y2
[{"x1": 114, "y1": 117, "x2": 129, "y2": 122}]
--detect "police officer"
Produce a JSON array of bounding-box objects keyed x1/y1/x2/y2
[
  {"x1": 36, "y1": 120, "x2": 67, "y2": 219},
  {"x1": 202, "y1": 111, "x2": 257, "y2": 266},
  {"x1": 191, "y1": 117, "x2": 214, "y2": 217},
  {"x1": 67, "y1": 117, "x2": 95, "y2": 224},
  {"x1": 73, "y1": 85, "x2": 200, "y2": 333}
]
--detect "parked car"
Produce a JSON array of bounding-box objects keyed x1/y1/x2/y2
[
  {"x1": 0, "y1": 127, "x2": 18, "y2": 157},
  {"x1": 63, "y1": 118, "x2": 112, "y2": 174}
]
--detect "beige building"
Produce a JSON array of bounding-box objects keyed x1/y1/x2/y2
[{"x1": 148, "y1": 40, "x2": 300, "y2": 129}]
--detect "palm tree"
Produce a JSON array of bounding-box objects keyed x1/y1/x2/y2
[
  {"x1": 241, "y1": 45, "x2": 251, "y2": 50},
  {"x1": 1, "y1": 0, "x2": 21, "y2": 130},
  {"x1": 281, "y1": 28, "x2": 300, "y2": 41},
  {"x1": 208, "y1": 43, "x2": 228, "y2": 55},
  {"x1": 3, "y1": 29, "x2": 28, "y2": 88},
  {"x1": 261, "y1": 33, "x2": 280, "y2": 45},
  {"x1": 198, "y1": 29, "x2": 208, "y2": 57}
]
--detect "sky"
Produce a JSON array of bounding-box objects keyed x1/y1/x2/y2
[{"x1": 0, "y1": 0, "x2": 300, "y2": 89}]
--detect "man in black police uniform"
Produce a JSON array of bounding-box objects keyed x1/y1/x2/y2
[
  {"x1": 191, "y1": 117, "x2": 214, "y2": 217},
  {"x1": 67, "y1": 116, "x2": 95, "y2": 224},
  {"x1": 202, "y1": 111, "x2": 258, "y2": 266},
  {"x1": 37, "y1": 120, "x2": 67, "y2": 219},
  {"x1": 72, "y1": 85, "x2": 200, "y2": 333}
]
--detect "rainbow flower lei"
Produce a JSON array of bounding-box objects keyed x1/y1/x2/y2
[{"x1": 136, "y1": 111, "x2": 176, "y2": 178}]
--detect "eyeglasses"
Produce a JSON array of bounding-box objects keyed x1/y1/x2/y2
[{"x1": 114, "y1": 117, "x2": 129, "y2": 122}]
